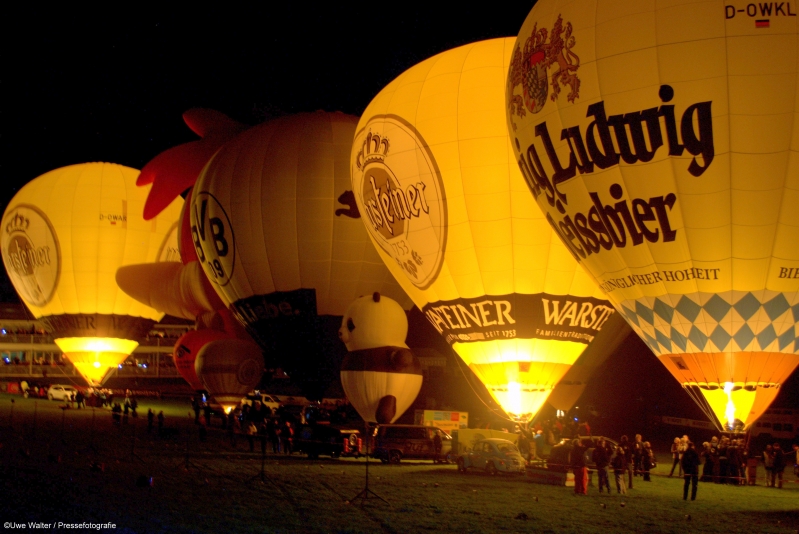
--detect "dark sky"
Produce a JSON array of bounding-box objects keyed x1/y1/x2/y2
[
  {"x1": 4, "y1": 5, "x2": 534, "y2": 200},
  {"x1": 4, "y1": 4, "x2": 797, "y2": 422}
]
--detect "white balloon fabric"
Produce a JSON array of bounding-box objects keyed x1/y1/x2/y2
[
  {"x1": 195, "y1": 338, "x2": 264, "y2": 413},
  {"x1": 189, "y1": 111, "x2": 411, "y2": 349},
  {"x1": 339, "y1": 293, "x2": 422, "y2": 424}
]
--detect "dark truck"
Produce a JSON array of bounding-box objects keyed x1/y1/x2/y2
[
  {"x1": 372, "y1": 424, "x2": 453, "y2": 464},
  {"x1": 293, "y1": 425, "x2": 362, "y2": 459}
]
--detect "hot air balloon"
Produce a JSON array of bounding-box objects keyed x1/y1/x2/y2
[
  {"x1": 195, "y1": 338, "x2": 264, "y2": 414},
  {"x1": 189, "y1": 111, "x2": 412, "y2": 397},
  {"x1": 350, "y1": 38, "x2": 623, "y2": 422},
  {"x1": 506, "y1": 0, "x2": 799, "y2": 431},
  {"x1": 0, "y1": 163, "x2": 181, "y2": 384},
  {"x1": 339, "y1": 292, "x2": 422, "y2": 424},
  {"x1": 173, "y1": 327, "x2": 234, "y2": 391}
]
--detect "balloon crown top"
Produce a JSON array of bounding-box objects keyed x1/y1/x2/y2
[
  {"x1": 355, "y1": 131, "x2": 390, "y2": 170},
  {"x1": 5, "y1": 213, "x2": 30, "y2": 234}
]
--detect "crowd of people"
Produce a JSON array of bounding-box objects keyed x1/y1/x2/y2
[
  {"x1": 578, "y1": 431, "x2": 797, "y2": 501},
  {"x1": 188, "y1": 396, "x2": 360, "y2": 454},
  {"x1": 570, "y1": 433, "x2": 656, "y2": 495}
]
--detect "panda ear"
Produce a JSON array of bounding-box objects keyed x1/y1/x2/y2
[
  {"x1": 373, "y1": 292, "x2": 381, "y2": 302},
  {"x1": 347, "y1": 318, "x2": 355, "y2": 332}
]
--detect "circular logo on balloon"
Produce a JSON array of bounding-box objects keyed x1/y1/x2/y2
[
  {"x1": 237, "y1": 357, "x2": 262, "y2": 386},
  {"x1": 0, "y1": 204, "x2": 60, "y2": 307},
  {"x1": 351, "y1": 115, "x2": 447, "y2": 289},
  {"x1": 190, "y1": 191, "x2": 235, "y2": 287}
]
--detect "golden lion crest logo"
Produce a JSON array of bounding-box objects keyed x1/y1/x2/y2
[{"x1": 508, "y1": 15, "x2": 580, "y2": 128}]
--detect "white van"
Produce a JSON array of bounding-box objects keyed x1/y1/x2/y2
[{"x1": 240, "y1": 392, "x2": 282, "y2": 412}]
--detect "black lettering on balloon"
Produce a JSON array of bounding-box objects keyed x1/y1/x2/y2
[{"x1": 681, "y1": 102, "x2": 714, "y2": 177}]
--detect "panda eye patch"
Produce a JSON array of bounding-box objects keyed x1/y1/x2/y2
[{"x1": 347, "y1": 318, "x2": 355, "y2": 332}]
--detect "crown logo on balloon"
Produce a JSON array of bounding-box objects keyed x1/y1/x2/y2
[
  {"x1": 5, "y1": 213, "x2": 30, "y2": 235},
  {"x1": 355, "y1": 131, "x2": 390, "y2": 170}
]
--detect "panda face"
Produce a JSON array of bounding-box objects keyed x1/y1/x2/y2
[
  {"x1": 339, "y1": 293, "x2": 408, "y2": 351},
  {"x1": 338, "y1": 316, "x2": 355, "y2": 345}
]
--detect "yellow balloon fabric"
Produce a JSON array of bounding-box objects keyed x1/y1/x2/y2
[
  {"x1": 189, "y1": 112, "x2": 411, "y2": 345},
  {"x1": 1, "y1": 163, "x2": 182, "y2": 384},
  {"x1": 352, "y1": 38, "x2": 619, "y2": 422},
  {"x1": 507, "y1": 0, "x2": 799, "y2": 429}
]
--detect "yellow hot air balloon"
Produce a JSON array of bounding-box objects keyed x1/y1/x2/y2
[
  {"x1": 1, "y1": 163, "x2": 181, "y2": 384},
  {"x1": 507, "y1": 0, "x2": 799, "y2": 430},
  {"x1": 351, "y1": 38, "x2": 622, "y2": 422}
]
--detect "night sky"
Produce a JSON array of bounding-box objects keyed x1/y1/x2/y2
[{"x1": 4, "y1": 5, "x2": 798, "y2": 424}]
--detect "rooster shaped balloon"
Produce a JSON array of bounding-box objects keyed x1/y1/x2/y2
[{"x1": 115, "y1": 109, "x2": 262, "y2": 396}]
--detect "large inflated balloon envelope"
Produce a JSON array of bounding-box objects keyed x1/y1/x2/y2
[
  {"x1": 350, "y1": 37, "x2": 617, "y2": 423},
  {"x1": 195, "y1": 338, "x2": 265, "y2": 414},
  {"x1": 0, "y1": 163, "x2": 182, "y2": 385},
  {"x1": 506, "y1": 1, "x2": 799, "y2": 430},
  {"x1": 339, "y1": 293, "x2": 422, "y2": 424},
  {"x1": 188, "y1": 111, "x2": 412, "y2": 364}
]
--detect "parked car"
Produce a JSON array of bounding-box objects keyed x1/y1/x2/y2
[
  {"x1": 20, "y1": 381, "x2": 49, "y2": 398},
  {"x1": 293, "y1": 425, "x2": 362, "y2": 459},
  {"x1": 372, "y1": 424, "x2": 452, "y2": 464},
  {"x1": 47, "y1": 384, "x2": 78, "y2": 402},
  {"x1": 241, "y1": 392, "x2": 282, "y2": 412},
  {"x1": 547, "y1": 436, "x2": 618, "y2": 472},
  {"x1": 457, "y1": 438, "x2": 526, "y2": 475}
]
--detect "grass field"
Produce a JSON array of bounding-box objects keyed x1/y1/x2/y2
[{"x1": 0, "y1": 393, "x2": 796, "y2": 534}]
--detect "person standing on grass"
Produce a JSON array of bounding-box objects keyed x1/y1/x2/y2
[
  {"x1": 619, "y1": 435, "x2": 634, "y2": 489},
  {"x1": 772, "y1": 442, "x2": 786, "y2": 488},
  {"x1": 668, "y1": 437, "x2": 681, "y2": 477},
  {"x1": 642, "y1": 442, "x2": 654, "y2": 481},
  {"x1": 633, "y1": 434, "x2": 644, "y2": 476},
  {"x1": 592, "y1": 438, "x2": 611, "y2": 493},
  {"x1": 571, "y1": 438, "x2": 588, "y2": 495},
  {"x1": 246, "y1": 421, "x2": 257, "y2": 452},
  {"x1": 147, "y1": 409, "x2": 154, "y2": 433},
  {"x1": 762, "y1": 444, "x2": 774, "y2": 486},
  {"x1": 611, "y1": 446, "x2": 627, "y2": 495},
  {"x1": 718, "y1": 436, "x2": 730, "y2": 484},
  {"x1": 700, "y1": 442, "x2": 713, "y2": 482},
  {"x1": 681, "y1": 441, "x2": 700, "y2": 501},
  {"x1": 708, "y1": 436, "x2": 720, "y2": 483}
]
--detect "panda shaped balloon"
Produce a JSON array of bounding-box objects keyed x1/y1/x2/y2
[{"x1": 339, "y1": 293, "x2": 422, "y2": 424}]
